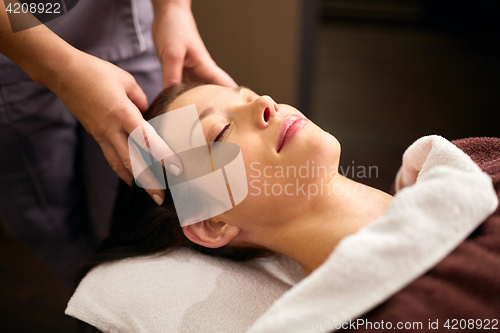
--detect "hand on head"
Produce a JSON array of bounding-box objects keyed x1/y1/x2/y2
[
  {"x1": 151, "y1": 0, "x2": 237, "y2": 89},
  {"x1": 0, "y1": 0, "x2": 236, "y2": 206},
  {"x1": 46, "y1": 51, "x2": 184, "y2": 205}
]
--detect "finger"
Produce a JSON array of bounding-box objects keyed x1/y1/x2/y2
[
  {"x1": 191, "y1": 60, "x2": 238, "y2": 88},
  {"x1": 128, "y1": 140, "x2": 166, "y2": 205},
  {"x1": 100, "y1": 142, "x2": 134, "y2": 186},
  {"x1": 160, "y1": 49, "x2": 185, "y2": 88},
  {"x1": 121, "y1": 103, "x2": 184, "y2": 176},
  {"x1": 129, "y1": 121, "x2": 184, "y2": 177},
  {"x1": 128, "y1": 139, "x2": 166, "y2": 190},
  {"x1": 116, "y1": 132, "x2": 166, "y2": 205},
  {"x1": 127, "y1": 82, "x2": 149, "y2": 113}
]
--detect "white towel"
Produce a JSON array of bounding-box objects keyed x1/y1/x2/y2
[
  {"x1": 65, "y1": 248, "x2": 305, "y2": 333},
  {"x1": 246, "y1": 135, "x2": 498, "y2": 333},
  {"x1": 66, "y1": 135, "x2": 497, "y2": 333}
]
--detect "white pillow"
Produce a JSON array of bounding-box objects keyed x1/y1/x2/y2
[{"x1": 65, "y1": 247, "x2": 305, "y2": 333}]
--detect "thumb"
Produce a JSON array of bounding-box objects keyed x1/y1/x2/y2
[
  {"x1": 128, "y1": 120, "x2": 184, "y2": 177},
  {"x1": 127, "y1": 81, "x2": 149, "y2": 113},
  {"x1": 191, "y1": 60, "x2": 237, "y2": 88},
  {"x1": 161, "y1": 50, "x2": 185, "y2": 88}
]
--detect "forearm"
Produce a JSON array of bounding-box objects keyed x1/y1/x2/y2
[{"x1": 0, "y1": 0, "x2": 77, "y2": 87}]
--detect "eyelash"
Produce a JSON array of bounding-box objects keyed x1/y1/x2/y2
[{"x1": 214, "y1": 124, "x2": 230, "y2": 142}]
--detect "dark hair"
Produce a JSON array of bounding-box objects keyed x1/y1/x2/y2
[{"x1": 77, "y1": 82, "x2": 274, "y2": 284}]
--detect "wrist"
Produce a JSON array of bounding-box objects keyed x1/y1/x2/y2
[
  {"x1": 34, "y1": 42, "x2": 80, "y2": 91},
  {"x1": 151, "y1": 0, "x2": 191, "y2": 14}
]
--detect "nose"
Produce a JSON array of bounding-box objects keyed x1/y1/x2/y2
[{"x1": 253, "y1": 95, "x2": 279, "y2": 128}]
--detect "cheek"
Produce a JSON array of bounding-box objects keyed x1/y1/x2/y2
[
  {"x1": 232, "y1": 151, "x2": 305, "y2": 224},
  {"x1": 226, "y1": 126, "x2": 341, "y2": 223},
  {"x1": 286, "y1": 125, "x2": 341, "y2": 180},
  {"x1": 235, "y1": 180, "x2": 305, "y2": 227},
  {"x1": 242, "y1": 161, "x2": 315, "y2": 223}
]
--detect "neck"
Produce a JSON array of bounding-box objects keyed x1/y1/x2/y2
[{"x1": 260, "y1": 175, "x2": 393, "y2": 276}]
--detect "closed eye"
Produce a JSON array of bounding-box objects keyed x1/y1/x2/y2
[{"x1": 214, "y1": 124, "x2": 230, "y2": 142}]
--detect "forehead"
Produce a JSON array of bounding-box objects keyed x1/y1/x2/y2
[{"x1": 168, "y1": 84, "x2": 241, "y2": 114}]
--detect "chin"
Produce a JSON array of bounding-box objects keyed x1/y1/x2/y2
[{"x1": 303, "y1": 125, "x2": 341, "y2": 169}]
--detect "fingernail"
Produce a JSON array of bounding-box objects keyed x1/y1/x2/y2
[
  {"x1": 152, "y1": 194, "x2": 163, "y2": 206},
  {"x1": 168, "y1": 164, "x2": 180, "y2": 176}
]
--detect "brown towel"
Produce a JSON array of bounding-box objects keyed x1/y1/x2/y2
[{"x1": 338, "y1": 137, "x2": 500, "y2": 332}]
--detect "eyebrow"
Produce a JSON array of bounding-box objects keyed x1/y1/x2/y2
[{"x1": 198, "y1": 107, "x2": 215, "y2": 122}]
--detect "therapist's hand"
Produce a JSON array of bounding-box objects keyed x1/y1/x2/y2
[
  {"x1": 151, "y1": 0, "x2": 237, "y2": 88},
  {"x1": 0, "y1": 2, "x2": 175, "y2": 205},
  {"x1": 48, "y1": 50, "x2": 181, "y2": 205}
]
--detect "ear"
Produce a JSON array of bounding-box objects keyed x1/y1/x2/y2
[{"x1": 182, "y1": 219, "x2": 240, "y2": 248}]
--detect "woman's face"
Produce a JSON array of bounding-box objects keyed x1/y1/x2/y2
[{"x1": 167, "y1": 84, "x2": 341, "y2": 230}]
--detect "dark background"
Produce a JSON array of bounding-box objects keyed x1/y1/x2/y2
[
  {"x1": 1, "y1": 0, "x2": 499, "y2": 331},
  {"x1": 312, "y1": 0, "x2": 500, "y2": 192}
]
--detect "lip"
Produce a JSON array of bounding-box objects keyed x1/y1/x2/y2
[{"x1": 276, "y1": 115, "x2": 308, "y2": 153}]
